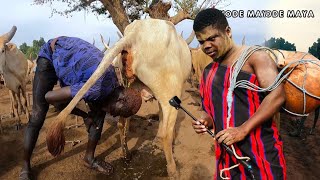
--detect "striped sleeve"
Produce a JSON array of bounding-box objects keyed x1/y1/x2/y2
[{"x1": 199, "y1": 63, "x2": 213, "y2": 114}]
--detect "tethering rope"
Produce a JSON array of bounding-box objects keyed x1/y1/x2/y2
[{"x1": 220, "y1": 46, "x2": 320, "y2": 179}]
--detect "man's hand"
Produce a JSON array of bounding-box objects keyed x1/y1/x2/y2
[
  {"x1": 191, "y1": 112, "x2": 214, "y2": 134},
  {"x1": 215, "y1": 126, "x2": 248, "y2": 146}
]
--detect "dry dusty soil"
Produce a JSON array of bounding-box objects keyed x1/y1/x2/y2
[{"x1": 0, "y1": 83, "x2": 319, "y2": 180}]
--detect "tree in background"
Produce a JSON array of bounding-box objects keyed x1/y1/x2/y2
[
  {"x1": 19, "y1": 37, "x2": 46, "y2": 60},
  {"x1": 308, "y1": 38, "x2": 320, "y2": 59},
  {"x1": 264, "y1": 37, "x2": 296, "y2": 51},
  {"x1": 33, "y1": 0, "x2": 227, "y2": 34}
]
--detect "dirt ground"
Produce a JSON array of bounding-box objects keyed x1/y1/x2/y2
[{"x1": 0, "y1": 82, "x2": 319, "y2": 180}]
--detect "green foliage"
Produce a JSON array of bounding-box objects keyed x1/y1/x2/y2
[
  {"x1": 308, "y1": 38, "x2": 320, "y2": 59},
  {"x1": 264, "y1": 37, "x2": 296, "y2": 51},
  {"x1": 19, "y1": 37, "x2": 46, "y2": 60}
]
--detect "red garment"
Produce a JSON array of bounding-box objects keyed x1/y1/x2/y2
[{"x1": 200, "y1": 62, "x2": 286, "y2": 180}]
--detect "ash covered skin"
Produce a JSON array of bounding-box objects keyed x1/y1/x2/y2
[{"x1": 102, "y1": 86, "x2": 142, "y2": 118}]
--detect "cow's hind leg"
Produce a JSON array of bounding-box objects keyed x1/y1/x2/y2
[
  {"x1": 160, "y1": 101, "x2": 179, "y2": 178},
  {"x1": 16, "y1": 89, "x2": 24, "y2": 115},
  {"x1": 10, "y1": 90, "x2": 22, "y2": 130},
  {"x1": 8, "y1": 90, "x2": 15, "y2": 118},
  {"x1": 155, "y1": 86, "x2": 182, "y2": 179},
  {"x1": 153, "y1": 102, "x2": 164, "y2": 149},
  {"x1": 117, "y1": 116, "x2": 131, "y2": 162},
  {"x1": 21, "y1": 86, "x2": 30, "y2": 121}
]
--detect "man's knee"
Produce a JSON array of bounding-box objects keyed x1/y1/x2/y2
[
  {"x1": 27, "y1": 107, "x2": 49, "y2": 130},
  {"x1": 88, "y1": 127, "x2": 103, "y2": 141},
  {"x1": 44, "y1": 92, "x2": 53, "y2": 104},
  {"x1": 87, "y1": 115, "x2": 104, "y2": 141},
  {"x1": 27, "y1": 116, "x2": 45, "y2": 131}
]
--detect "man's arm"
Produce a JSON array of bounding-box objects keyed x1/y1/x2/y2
[
  {"x1": 216, "y1": 50, "x2": 285, "y2": 145},
  {"x1": 241, "y1": 50, "x2": 285, "y2": 133}
]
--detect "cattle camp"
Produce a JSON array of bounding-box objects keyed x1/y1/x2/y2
[{"x1": 0, "y1": 0, "x2": 319, "y2": 180}]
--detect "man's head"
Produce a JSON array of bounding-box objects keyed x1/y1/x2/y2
[
  {"x1": 193, "y1": 8, "x2": 233, "y2": 59},
  {"x1": 102, "y1": 86, "x2": 142, "y2": 118}
]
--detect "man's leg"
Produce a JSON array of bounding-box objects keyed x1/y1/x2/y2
[
  {"x1": 20, "y1": 58, "x2": 58, "y2": 179},
  {"x1": 83, "y1": 108, "x2": 114, "y2": 175}
]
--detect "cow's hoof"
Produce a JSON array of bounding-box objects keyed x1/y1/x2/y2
[{"x1": 167, "y1": 165, "x2": 179, "y2": 179}]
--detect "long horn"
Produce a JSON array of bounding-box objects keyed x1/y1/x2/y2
[
  {"x1": 117, "y1": 31, "x2": 123, "y2": 39},
  {"x1": 100, "y1": 34, "x2": 110, "y2": 53},
  {"x1": 46, "y1": 35, "x2": 131, "y2": 156},
  {"x1": 185, "y1": 31, "x2": 195, "y2": 45},
  {"x1": 242, "y1": 35, "x2": 246, "y2": 45},
  {"x1": 1, "y1": 26, "x2": 17, "y2": 43}
]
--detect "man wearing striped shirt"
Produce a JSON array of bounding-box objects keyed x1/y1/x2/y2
[{"x1": 191, "y1": 9, "x2": 286, "y2": 179}]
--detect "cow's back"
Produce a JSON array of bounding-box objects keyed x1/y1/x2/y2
[
  {"x1": 126, "y1": 19, "x2": 192, "y2": 89},
  {"x1": 5, "y1": 43, "x2": 28, "y2": 79}
]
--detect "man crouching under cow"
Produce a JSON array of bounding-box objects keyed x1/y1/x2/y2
[{"x1": 19, "y1": 36, "x2": 142, "y2": 180}]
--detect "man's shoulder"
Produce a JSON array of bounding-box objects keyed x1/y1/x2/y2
[
  {"x1": 247, "y1": 47, "x2": 276, "y2": 66},
  {"x1": 203, "y1": 62, "x2": 215, "y2": 75}
]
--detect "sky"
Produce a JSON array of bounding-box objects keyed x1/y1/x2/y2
[
  {"x1": 0, "y1": 0, "x2": 319, "y2": 52},
  {"x1": 266, "y1": 0, "x2": 320, "y2": 51}
]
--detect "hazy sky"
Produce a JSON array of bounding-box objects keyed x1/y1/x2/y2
[
  {"x1": 266, "y1": 0, "x2": 320, "y2": 51},
  {"x1": 0, "y1": 0, "x2": 319, "y2": 52}
]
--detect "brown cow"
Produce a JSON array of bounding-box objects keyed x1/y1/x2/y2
[{"x1": 0, "y1": 26, "x2": 30, "y2": 129}]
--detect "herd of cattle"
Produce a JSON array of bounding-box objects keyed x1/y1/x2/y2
[{"x1": 0, "y1": 19, "x2": 319, "y2": 178}]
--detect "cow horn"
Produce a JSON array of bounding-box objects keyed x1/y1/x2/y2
[
  {"x1": 242, "y1": 35, "x2": 246, "y2": 45},
  {"x1": 1, "y1": 26, "x2": 17, "y2": 43},
  {"x1": 117, "y1": 31, "x2": 123, "y2": 39},
  {"x1": 100, "y1": 34, "x2": 110, "y2": 53},
  {"x1": 185, "y1": 31, "x2": 195, "y2": 45}
]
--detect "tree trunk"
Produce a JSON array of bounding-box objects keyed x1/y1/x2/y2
[
  {"x1": 100, "y1": 0, "x2": 130, "y2": 34},
  {"x1": 146, "y1": 1, "x2": 191, "y2": 25},
  {"x1": 146, "y1": 1, "x2": 171, "y2": 20},
  {"x1": 169, "y1": 10, "x2": 192, "y2": 25}
]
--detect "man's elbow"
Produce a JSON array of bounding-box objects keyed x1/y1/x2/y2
[{"x1": 45, "y1": 92, "x2": 54, "y2": 104}]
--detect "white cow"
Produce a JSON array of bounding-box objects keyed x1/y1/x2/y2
[
  {"x1": 0, "y1": 26, "x2": 30, "y2": 128},
  {"x1": 46, "y1": 19, "x2": 192, "y2": 178}
]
